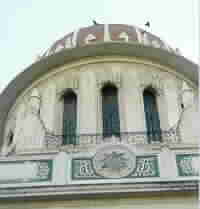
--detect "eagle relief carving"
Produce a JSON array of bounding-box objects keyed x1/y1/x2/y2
[{"x1": 93, "y1": 145, "x2": 136, "y2": 178}]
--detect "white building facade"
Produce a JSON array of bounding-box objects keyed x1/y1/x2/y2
[{"x1": 0, "y1": 24, "x2": 198, "y2": 208}]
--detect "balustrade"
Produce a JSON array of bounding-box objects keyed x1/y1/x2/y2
[{"x1": 45, "y1": 129, "x2": 180, "y2": 150}]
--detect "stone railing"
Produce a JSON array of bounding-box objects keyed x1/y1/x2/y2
[{"x1": 45, "y1": 130, "x2": 180, "y2": 150}]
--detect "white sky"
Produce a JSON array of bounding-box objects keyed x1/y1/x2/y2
[{"x1": 0, "y1": 0, "x2": 199, "y2": 93}]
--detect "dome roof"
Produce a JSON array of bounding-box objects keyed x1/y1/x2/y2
[
  {"x1": 0, "y1": 24, "x2": 198, "y2": 149},
  {"x1": 41, "y1": 24, "x2": 181, "y2": 58}
]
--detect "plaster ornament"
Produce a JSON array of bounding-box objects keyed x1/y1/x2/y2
[
  {"x1": 181, "y1": 81, "x2": 194, "y2": 108},
  {"x1": 96, "y1": 70, "x2": 121, "y2": 89},
  {"x1": 14, "y1": 89, "x2": 45, "y2": 153},
  {"x1": 93, "y1": 145, "x2": 136, "y2": 178},
  {"x1": 119, "y1": 32, "x2": 129, "y2": 42},
  {"x1": 143, "y1": 32, "x2": 151, "y2": 45},
  {"x1": 43, "y1": 48, "x2": 51, "y2": 57},
  {"x1": 163, "y1": 40, "x2": 173, "y2": 52},
  {"x1": 135, "y1": 27, "x2": 143, "y2": 43},
  {"x1": 175, "y1": 48, "x2": 181, "y2": 55},
  {"x1": 140, "y1": 72, "x2": 164, "y2": 95},
  {"x1": 152, "y1": 40, "x2": 161, "y2": 48},
  {"x1": 54, "y1": 44, "x2": 64, "y2": 53},
  {"x1": 47, "y1": 47, "x2": 54, "y2": 56},
  {"x1": 56, "y1": 75, "x2": 79, "y2": 96},
  {"x1": 4, "y1": 113, "x2": 16, "y2": 138},
  {"x1": 65, "y1": 37, "x2": 71, "y2": 48},
  {"x1": 1, "y1": 104, "x2": 25, "y2": 156},
  {"x1": 191, "y1": 156, "x2": 199, "y2": 175},
  {"x1": 72, "y1": 29, "x2": 79, "y2": 47},
  {"x1": 1, "y1": 131, "x2": 15, "y2": 156},
  {"x1": 39, "y1": 24, "x2": 181, "y2": 58},
  {"x1": 160, "y1": 142, "x2": 171, "y2": 151},
  {"x1": 85, "y1": 34, "x2": 96, "y2": 44},
  {"x1": 181, "y1": 89, "x2": 194, "y2": 108},
  {"x1": 178, "y1": 100, "x2": 199, "y2": 143},
  {"x1": 104, "y1": 24, "x2": 111, "y2": 42},
  {"x1": 135, "y1": 27, "x2": 171, "y2": 53},
  {"x1": 1, "y1": 129, "x2": 16, "y2": 156}
]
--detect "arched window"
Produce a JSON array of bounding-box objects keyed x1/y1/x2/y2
[
  {"x1": 63, "y1": 91, "x2": 77, "y2": 145},
  {"x1": 102, "y1": 84, "x2": 120, "y2": 138},
  {"x1": 143, "y1": 88, "x2": 161, "y2": 143}
]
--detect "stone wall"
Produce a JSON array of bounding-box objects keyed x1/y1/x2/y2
[{"x1": 2, "y1": 57, "x2": 198, "y2": 154}]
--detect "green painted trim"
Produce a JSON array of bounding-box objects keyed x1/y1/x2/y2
[
  {"x1": 176, "y1": 154, "x2": 199, "y2": 177},
  {"x1": 71, "y1": 155, "x2": 159, "y2": 180},
  {"x1": 0, "y1": 159, "x2": 53, "y2": 184}
]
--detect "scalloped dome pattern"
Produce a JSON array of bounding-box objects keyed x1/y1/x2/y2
[{"x1": 41, "y1": 24, "x2": 181, "y2": 58}]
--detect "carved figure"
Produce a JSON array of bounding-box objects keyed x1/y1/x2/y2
[
  {"x1": 16, "y1": 89, "x2": 45, "y2": 152},
  {"x1": 3, "y1": 89, "x2": 45, "y2": 155}
]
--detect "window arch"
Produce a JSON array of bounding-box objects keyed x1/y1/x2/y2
[
  {"x1": 143, "y1": 87, "x2": 162, "y2": 143},
  {"x1": 101, "y1": 84, "x2": 120, "y2": 138},
  {"x1": 62, "y1": 90, "x2": 77, "y2": 145}
]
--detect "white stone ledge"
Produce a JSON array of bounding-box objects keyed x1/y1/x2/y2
[{"x1": 0, "y1": 181, "x2": 197, "y2": 201}]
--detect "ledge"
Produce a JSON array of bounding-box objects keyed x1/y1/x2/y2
[{"x1": 0, "y1": 180, "x2": 198, "y2": 201}]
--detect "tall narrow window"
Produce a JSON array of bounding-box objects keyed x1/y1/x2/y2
[
  {"x1": 102, "y1": 84, "x2": 120, "y2": 138},
  {"x1": 8, "y1": 131, "x2": 14, "y2": 146},
  {"x1": 143, "y1": 88, "x2": 161, "y2": 143},
  {"x1": 63, "y1": 91, "x2": 77, "y2": 145}
]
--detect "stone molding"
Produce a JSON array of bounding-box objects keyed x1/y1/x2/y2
[{"x1": 0, "y1": 181, "x2": 197, "y2": 201}]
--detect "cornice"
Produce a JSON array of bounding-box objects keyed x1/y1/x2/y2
[{"x1": 0, "y1": 180, "x2": 198, "y2": 201}]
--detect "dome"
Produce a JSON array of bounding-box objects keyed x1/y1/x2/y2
[
  {"x1": 41, "y1": 24, "x2": 180, "y2": 58},
  {"x1": 0, "y1": 22, "x2": 198, "y2": 208}
]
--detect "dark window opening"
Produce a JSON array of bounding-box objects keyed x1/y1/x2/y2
[
  {"x1": 143, "y1": 88, "x2": 162, "y2": 143},
  {"x1": 102, "y1": 84, "x2": 120, "y2": 138},
  {"x1": 63, "y1": 91, "x2": 77, "y2": 145},
  {"x1": 8, "y1": 131, "x2": 14, "y2": 146}
]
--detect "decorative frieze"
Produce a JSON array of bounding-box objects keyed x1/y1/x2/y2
[
  {"x1": 38, "y1": 24, "x2": 182, "y2": 59},
  {"x1": 176, "y1": 154, "x2": 199, "y2": 177},
  {"x1": 72, "y1": 145, "x2": 159, "y2": 180},
  {"x1": 0, "y1": 159, "x2": 53, "y2": 184},
  {"x1": 72, "y1": 155, "x2": 159, "y2": 180}
]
